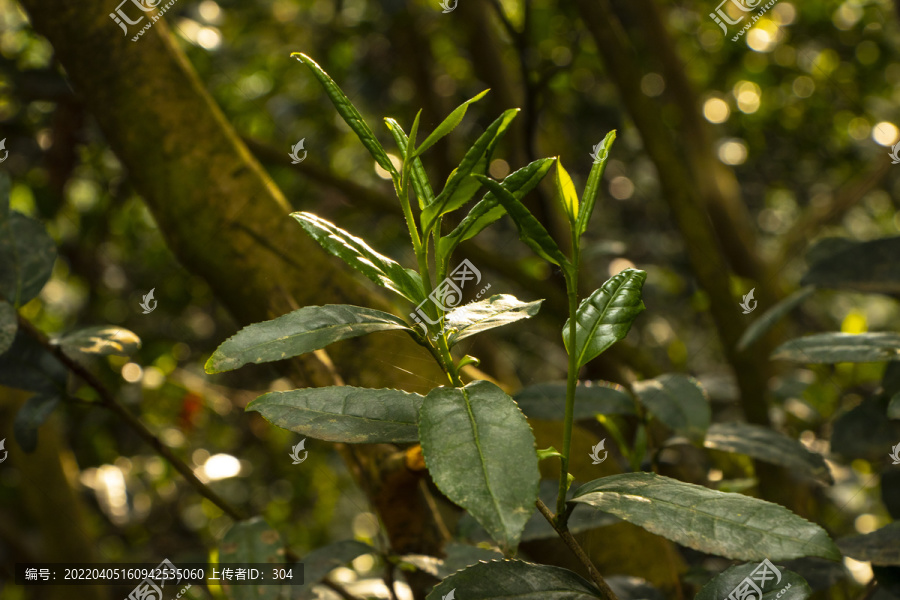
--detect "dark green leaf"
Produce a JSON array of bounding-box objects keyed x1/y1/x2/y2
[
  {"x1": 415, "y1": 89, "x2": 489, "y2": 157},
  {"x1": 246, "y1": 386, "x2": 423, "y2": 443},
  {"x1": 772, "y1": 332, "x2": 900, "y2": 364},
  {"x1": 555, "y1": 159, "x2": 578, "y2": 224},
  {"x1": 13, "y1": 394, "x2": 60, "y2": 453},
  {"x1": 0, "y1": 212, "x2": 57, "y2": 307},
  {"x1": 695, "y1": 562, "x2": 812, "y2": 600},
  {"x1": 801, "y1": 236, "x2": 900, "y2": 294},
  {"x1": 473, "y1": 174, "x2": 568, "y2": 266},
  {"x1": 292, "y1": 212, "x2": 425, "y2": 303},
  {"x1": 444, "y1": 294, "x2": 542, "y2": 346},
  {"x1": 438, "y1": 158, "x2": 556, "y2": 257},
  {"x1": 422, "y1": 109, "x2": 518, "y2": 232},
  {"x1": 704, "y1": 422, "x2": 833, "y2": 484},
  {"x1": 633, "y1": 374, "x2": 710, "y2": 444},
  {"x1": 298, "y1": 540, "x2": 374, "y2": 600},
  {"x1": 577, "y1": 130, "x2": 616, "y2": 238},
  {"x1": 0, "y1": 174, "x2": 9, "y2": 218},
  {"x1": 219, "y1": 517, "x2": 287, "y2": 600},
  {"x1": 205, "y1": 305, "x2": 410, "y2": 374},
  {"x1": 838, "y1": 522, "x2": 900, "y2": 565},
  {"x1": 522, "y1": 479, "x2": 619, "y2": 542},
  {"x1": 737, "y1": 286, "x2": 817, "y2": 352},
  {"x1": 514, "y1": 381, "x2": 635, "y2": 421},
  {"x1": 419, "y1": 380, "x2": 539, "y2": 552},
  {"x1": 565, "y1": 269, "x2": 647, "y2": 368},
  {"x1": 0, "y1": 300, "x2": 16, "y2": 354},
  {"x1": 56, "y1": 326, "x2": 142, "y2": 357},
  {"x1": 384, "y1": 117, "x2": 435, "y2": 209},
  {"x1": 426, "y1": 560, "x2": 604, "y2": 600},
  {"x1": 0, "y1": 329, "x2": 67, "y2": 394},
  {"x1": 570, "y1": 472, "x2": 841, "y2": 561},
  {"x1": 292, "y1": 53, "x2": 398, "y2": 180},
  {"x1": 831, "y1": 398, "x2": 900, "y2": 462}
]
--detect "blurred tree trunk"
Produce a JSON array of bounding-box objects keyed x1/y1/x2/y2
[{"x1": 17, "y1": 1, "x2": 446, "y2": 596}]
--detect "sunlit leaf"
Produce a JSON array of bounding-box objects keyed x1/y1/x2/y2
[
  {"x1": 704, "y1": 422, "x2": 833, "y2": 484},
  {"x1": 577, "y1": 130, "x2": 616, "y2": 238},
  {"x1": 419, "y1": 380, "x2": 539, "y2": 552},
  {"x1": 772, "y1": 332, "x2": 900, "y2": 364},
  {"x1": 414, "y1": 89, "x2": 489, "y2": 157},
  {"x1": 570, "y1": 472, "x2": 840, "y2": 561},
  {"x1": 205, "y1": 305, "x2": 411, "y2": 374},
  {"x1": 554, "y1": 159, "x2": 579, "y2": 224},
  {"x1": 57, "y1": 326, "x2": 142, "y2": 357},
  {"x1": 247, "y1": 386, "x2": 423, "y2": 443},
  {"x1": 565, "y1": 269, "x2": 647, "y2": 368},
  {"x1": 444, "y1": 294, "x2": 542, "y2": 346},
  {"x1": 385, "y1": 116, "x2": 435, "y2": 209}
]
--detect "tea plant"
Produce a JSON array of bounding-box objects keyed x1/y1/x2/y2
[{"x1": 202, "y1": 55, "x2": 845, "y2": 599}]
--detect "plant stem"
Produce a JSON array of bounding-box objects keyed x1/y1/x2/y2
[
  {"x1": 536, "y1": 499, "x2": 619, "y2": 600},
  {"x1": 557, "y1": 257, "x2": 580, "y2": 525},
  {"x1": 17, "y1": 314, "x2": 248, "y2": 522}
]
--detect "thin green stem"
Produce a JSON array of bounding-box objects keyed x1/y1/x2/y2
[{"x1": 557, "y1": 238, "x2": 581, "y2": 526}]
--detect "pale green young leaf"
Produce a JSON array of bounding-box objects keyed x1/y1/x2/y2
[
  {"x1": 292, "y1": 52, "x2": 398, "y2": 180},
  {"x1": 443, "y1": 294, "x2": 542, "y2": 346},
  {"x1": 385, "y1": 117, "x2": 435, "y2": 209},
  {"x1": 577, "y1": 130, "x2": 616, "y2": 238},
  {"x1": 205, "y1": 305, "x2": 411, "y2": 374},
  {"x1": 554, "y1": 159, "x2": 578, "y2": 224},
  {"x1": 414, "y1": 89, "x2": 490, "y2": 157},
  {"x1": 472, "y1": 174, "x2": 569, "y2": 266},
  {"x1": 293, "y1": 212, "x2": 425, "y2": 303}
]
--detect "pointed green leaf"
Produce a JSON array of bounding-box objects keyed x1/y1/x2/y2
[
  {"x1": 704, "y1": 422, "x2": 833, "y2": 484},
  {"x1": 385, "y1": 117, "x2": 435, "y2": 209},
  {"x1": 0, "y1": 211, "x2": 57, "y2": 308},
  {"x1": 633, "y1": 374, "x2": 710, "y2": 444},
  {"x1": 219, "y1": 517, "x2": 287, "y2": 600},
  {"x1": 422, "y1": 109, "x2": 519, "y2": 232},
  {"x1": 298, "y1": 540, "x2": 374, "y2": 600},
  {"x1": 838, "y1": 522, "x2": 900, "y2": 565},
  {"x1": 247, "y1": 386, "x2": 423, "y2": 443},
  {"x1": 577, "y1": 131, "x2": 616, "y2": 238},
  {"x1": 419, "y1": 380, "x2": 539, "y2": 552},
  {"x1": 205, "y1": 305, "x2": 410, "y2": 374},
  {"x1": 772, "y1": 332, "x2": 900, "y2": 364},
  {"x1": 695, "y1": 562, "x2": 812, "y2": 600},
  {"x1": 555, "y1": 159, "x2": 579, "y2": 224},
  {"x1": 415, "y1": 89, "x2": 490, "y2": 157},
  {"x1": 56, "y1": 326, "x2": 142, "y2": 357},
  {"x1": 0, "y1": 300, "x2": 16, "y2": 354},
  {"x1": 444, "y1": 294, "x2": 542, "y2": 346},
  {"x1": 737, "y1": 286, "x2": 816, "y2": 352},
  {"x1": 426, "y1": 560, "x2": 604, "y2": 600},
  {"x1": 514, "y1": 381, "x2": 635, "y2": 421},
  {"x1": 565, "y1": 269, "x2": 647, "y2": 368},
  {"x1": 14, "y1": 393, "x2": 61, "y2": 453},
  {"x1": 292, "y1": 53, "x2": 398, "y2": 180},
  {"x1": 570, "y1": 472, "x2": 841, "y2": 561},
  {"x1": 801, "y1": 236, "x2": 900, "y2": 294},
  {"x1": 292, "y1": 212, "x2": 425, "y2": 303},
  {"x1": 473, "y1": 174, "x2": 568, "y2": 266},
  {"x1": 439, "y1": 158, "x2": 556, "y2": 257}
]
